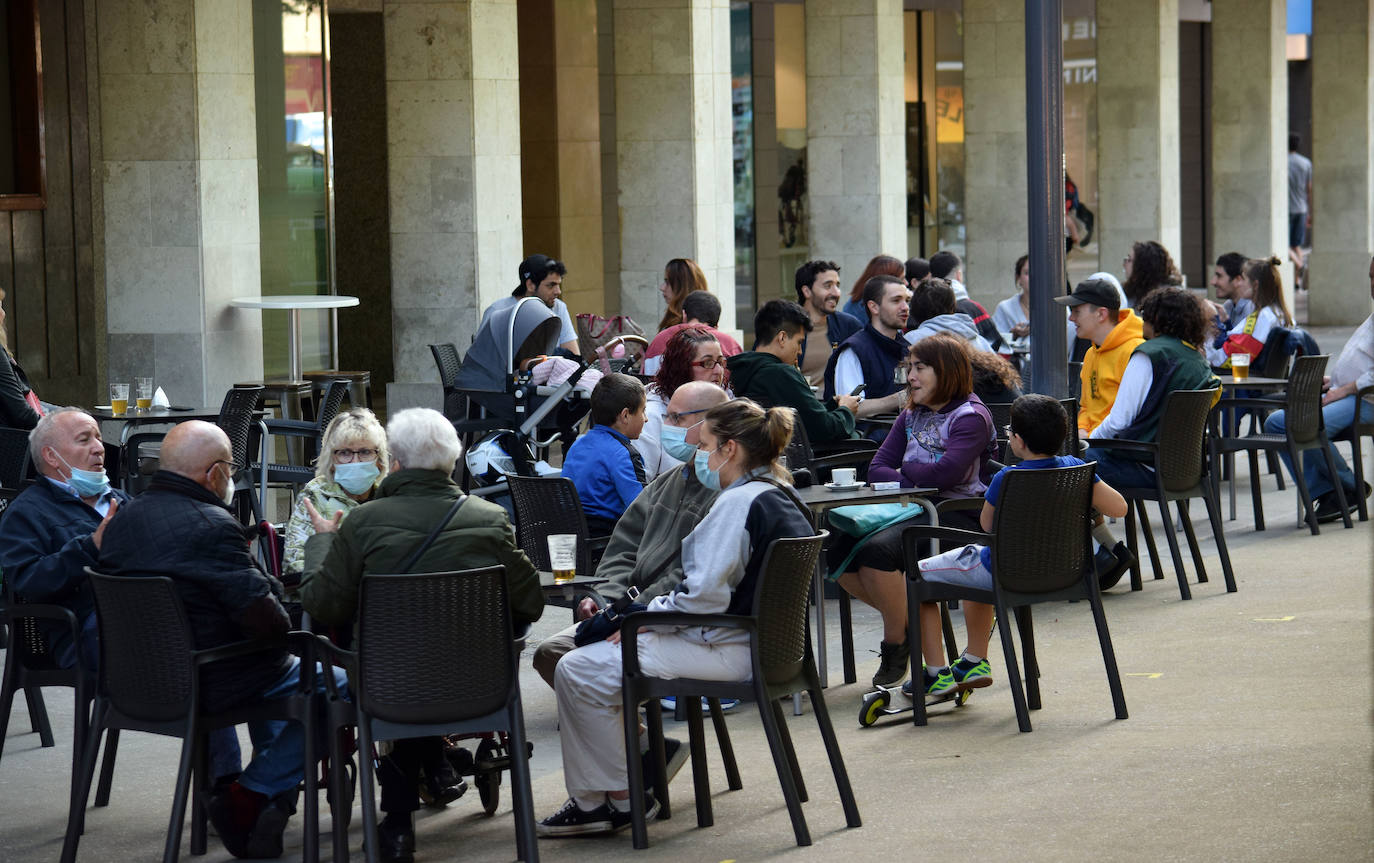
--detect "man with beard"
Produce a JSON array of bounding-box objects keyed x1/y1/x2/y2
[
  {"x1": 793, "y1": 260, "x2": 862, "y2": 387},
  {"x1": 824, "y1": 275, "x2": 913, "y2": 439}
]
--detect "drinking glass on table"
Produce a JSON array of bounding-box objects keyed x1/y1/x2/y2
[
  {"x1": 548, "y1": 534, "x2": 578, "y2": 584},
  {"x1": 1230, "y1": 352, "x2": 1250, "y2": 381},
  {"x1": 135, "y1": 377, "x2": 154, "y2": 411},
  {"x1": 109, "y1": 383, "x2": 129, "y2": 416}
]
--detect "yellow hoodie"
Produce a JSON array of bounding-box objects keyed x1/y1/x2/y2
[{"x1": 1078, "y1": 309, "x2": 1145, "y2": 434}]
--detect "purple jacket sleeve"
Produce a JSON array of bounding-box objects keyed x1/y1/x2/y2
[{"x1": 867, "y1": 412, "x2": 909, "y2": 484}]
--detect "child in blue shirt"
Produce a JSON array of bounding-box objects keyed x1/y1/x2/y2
[
  {"x1": 561, "y1": 373, "x2": 649, "y2": 536},
  {"x1": 907, "y1": 394, "x2": 1128, "y2": 700}
]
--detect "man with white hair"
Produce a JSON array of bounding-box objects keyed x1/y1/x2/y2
[
  {"x1": 300, "y1": 407, "x2": 542, "y2": 862},
  {"x1": 0, "y1": 408, "x2": 128, "y2": 669}
]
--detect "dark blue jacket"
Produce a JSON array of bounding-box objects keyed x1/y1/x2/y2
[
  {"x1": 821, "y1": 324, "x2": 907, "y2": 402},
  {"x1": 99, "y1": 472, "x2": 292, "y2": 713},
  {"x1": 0, "y1": 477, "x2": 129, "y2": 668},
  {"x1": 798, "y1": 311, "x2": 863, "y2": 372}
]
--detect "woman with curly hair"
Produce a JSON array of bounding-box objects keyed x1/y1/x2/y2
[
  {"x1": 634, "y1": 326, "x2": 728, "y2": 474},
  {"x1": 1121, "y1": 240, "x2": 1183, "y2": 308},
  {"x1": 1085, "y1": 286, "x2": 1218, "y2": 488},
  {"x1": 840, "y1": 254, "x2": 905, "y2": 321},
  {"x1": 656, "y1": 258, "x2": 708, "y2": 331},
  {"x1": 1204, "y1": 255, "x2": 1294, "y2": 368},
  {"x1": 970, "y1": 349, "x2": 1023, "y2": 405}
]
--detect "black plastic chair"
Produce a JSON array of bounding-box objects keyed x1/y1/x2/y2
[
  {"x1": 902, "y1": 463, "x2": 1128, "y2": 731},
  {"x1": 0, "y1": 581, "x2": 116, "y2": 831},
  {"x1": 252, "y1": 378, "x2": 353, "y2": 491},
  {"x1": 62, "y1": 571, "x2": 321, "y2": 863},
  {"x1": 619, "y1": 533, "x2": 862, "y2": 849},
  {"x1": 1328, "y1": 384, "x2": 1373, "y2": 522},
  {"x1": 783, "y1": 412, "x2": 878, "y2": 487},
  {"x1": 0, "y1": 425, "x2": 35, "y2": 489},
  {"x1": 1089, "y1": 388, "x2": 1235, "y2": 600},
  {"x1": 314, "y1": 568, "x2": 539, "y2": 863},
  {"x1": 506, "y1": 474, "x2": 608, "y2": 578},
  {"x1": 1209, "y1": 355, "x2": 1351, "y2": 535}
]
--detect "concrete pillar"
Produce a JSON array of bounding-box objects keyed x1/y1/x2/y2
[
  {"x1": 613, "y1": 0, "x2": 735, "y2": 333},
  {"x1": 384, "y1": 0, "x2": 524, "y2": 411},
  {"x1": 962, "y1": 0, "x2": 1027, "y2": 303},
  {"x1": 518, "y1": 0, "x2": 606, "y2": 315},
  {"x1": 98, "y1": 0, "x2": 264, "y2": 404},
  {"x1": 1096, "y1": 0, "x2": 1182, "y2": 278},
  {"x1": 1308, "y1": 0, "x2": 1374, "y2": 324},
  {"x1": 803, "y1": 0, "x2": 906, "y2": 285},
  {"x1": 1210, "y1": 0, "x2": 1292, "y2": 312}
]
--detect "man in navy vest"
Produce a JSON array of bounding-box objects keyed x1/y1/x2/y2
[{"x1": 823, "y1": 275, "x2": 912, "y2": 440}]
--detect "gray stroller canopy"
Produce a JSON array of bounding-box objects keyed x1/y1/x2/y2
[{"x1": 456, "y1": 297, "x2": 562, "y2": 392}]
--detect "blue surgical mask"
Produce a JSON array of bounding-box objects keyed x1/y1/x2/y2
[
  {"x1": 693, "y1": 447, "x2": 722, "y2": 491},
  {"x1": 54, "y1": 452, "x2": 111, "y2": 499},
  {"x1": 334, "y1": 460, "x2": 380, "y2": 496},
  {"x1": 660, "y1": 424, "x2": 698, "y2": 464}
]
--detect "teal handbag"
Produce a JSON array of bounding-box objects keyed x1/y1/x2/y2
[{"x1": 827, "y1": 502, "x2": 924, "y2": 538}]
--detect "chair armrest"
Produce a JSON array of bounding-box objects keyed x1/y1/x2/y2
[
  {"x1": 809, "y1": 450, "x2": 875, "y2": 472},
  {"x1": 192, "y1": 635, "x2": 292, "y2": 667},
  {"x1": 1211, "y1": 397, "x2": 1288, "y2": 413},
  {"x1": 812, "y1": 439, "x2": 878, "y2": 456},
  {"x1": 618, "y1": 610, "x2": 755, "y2": 677},
  {"x1": 513, "y1": 622, "x2": 532, "y2": 651},
  {"x1": 263, "y1": 418, "x2": 319, "y2": 438},
  {"x1": 310, "y1": 634, "x2": 357, "y2": 698},
  {"x1": 2, "y1": 602, "x2": 81, "y2": 630},
  {"x1": 1086, "y1": 437, "x2": 1158, "y2": 456},
  {"x1": 935, "y1": 497, "x2": 983, "y2": 514}
]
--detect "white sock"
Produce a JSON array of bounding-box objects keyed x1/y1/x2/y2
[
  {"x1": 573, "y1": 793, "x2": 604, "y2": 812},
  {"x1": 607, "y1": 795, "x2": 632, "y2": 812},
  {"x1": 960, "y1": 652, "x2": 983, "y2": 664}
]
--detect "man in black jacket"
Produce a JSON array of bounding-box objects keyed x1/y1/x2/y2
[
  {"x1": 100, "y1": 420, "x2": 344, "y2": 859},
  {"x1": 0, "y1": 408, "x2": 127, "y2": 669}
]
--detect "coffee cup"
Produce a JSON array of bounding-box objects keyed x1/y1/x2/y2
[{"x1": 832, "y1": 468, "x2": 857, "y2": 486}]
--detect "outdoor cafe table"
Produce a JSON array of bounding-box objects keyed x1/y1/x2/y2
[
  {"x1": 1214, "y1": 374, "x2": 1289, "y2": 520},
  {"x1": 539, "y1": 570, "x2": 608, "y2": 619},
  {"x1": 795, "y1": 483, "x2": 938, "y2": 691},
  {"x1": 229, "y1": 294, "x2": 360, "y2": 381}
]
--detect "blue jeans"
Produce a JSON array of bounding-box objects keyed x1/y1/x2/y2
[
  {"x1": 1083, "y1": 447, "x2": 1158, "y2": 491},
  {"x1": 235, "y1": 659, "x2": 351, "y2": 799},
  {"x1": 1262, "y1": 395, "x2": 1374, "y2": 498}
]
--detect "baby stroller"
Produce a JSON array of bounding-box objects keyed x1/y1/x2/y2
[{"x1": 454, "y1": 297, "x2": 595, "y2": 490}]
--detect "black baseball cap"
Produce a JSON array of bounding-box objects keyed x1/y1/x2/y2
[
  {"x1": 1054, "y1": 278, "x2": 1121, "y2": 310},
  {"x1": 517, "y1": 254, "x2": 566, "y2": 290}
]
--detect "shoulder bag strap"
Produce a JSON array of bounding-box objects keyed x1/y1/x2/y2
[{"x1": 395, "y1": 494, "x2": 468, "y2": 574}]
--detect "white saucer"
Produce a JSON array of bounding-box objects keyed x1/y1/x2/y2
[{"x1": 824, "y1": 481, "x2": 865, "y2": 491}]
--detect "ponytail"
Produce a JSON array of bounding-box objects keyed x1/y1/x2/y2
[
  {"x1": 1242, "y1": 255, "x2": 1293, "y2": 326},
  {"x1": 703, "y1": 398, "x2": 795, "y2": 484}
]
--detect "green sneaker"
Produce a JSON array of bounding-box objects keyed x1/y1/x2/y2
[
  {"x1": 951, "y1": 656, "x2": 993, "y2": 689},
  {"x1": 901, "y1": 666, "x2": 957, "y2": 701}
]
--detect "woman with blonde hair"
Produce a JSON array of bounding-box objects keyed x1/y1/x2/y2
[
  {"x1": 657, "y1": 258, "x2": 708, "y2": 331},
  {"x1": 539, "y1": 397, "x2": 812, "y2": 838},
  {"x1": 281, "y1": 408, "x2": 389, "y2": 578}
]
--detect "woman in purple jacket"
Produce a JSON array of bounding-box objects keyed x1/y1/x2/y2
[{"x1": 836, "y1": 333, "x2": 997, "y2": 688}]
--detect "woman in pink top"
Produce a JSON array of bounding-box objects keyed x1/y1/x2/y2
[{"x1": 836, "y1": 334, "x2": 997, "y2": 689}]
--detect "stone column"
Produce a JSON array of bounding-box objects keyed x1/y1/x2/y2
[
  {"x1": 613, "y1": 0, "x2": 735, "y2": 333},
  {"x1": 1308, "y1": 0, "x2": 1374, "y2": 324},
  {"x1": 98, "y1": 0, "x2": 264, "y2": 404},
  {"x1": 804, "y1": 0, "x2": 906, "y2": 287},
  {"x1": 1210, "y1": 0, "x2": 1291, "y2": 311},
  {"x1": 1096, "y1": 0, "x2": 1182, "y2": 279},
  {"x1": 962, "y1": 0, "x2": 1027, "y2": 302},
  {"x1": 384, "y1": 0, "x2": 524, "y2": 411}
]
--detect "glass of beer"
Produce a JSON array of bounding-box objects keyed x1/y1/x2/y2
[
  {"x1": 1231, "y1": 352, "x2": 1250, "y2": 381},
  {"x1": 109, "y1": 383, "x2": 129, "y2": 416},
  {"x1": 548, "y1": 534, "x2": 578, "y2": 584},
  {"x1": 135, "y1": 377, "x2": 154, "y2": 411}
]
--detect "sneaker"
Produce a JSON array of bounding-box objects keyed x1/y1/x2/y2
[
  {"x1": 951, "y1": 656, "x2": 993, "y2": 689},
  {"x1": 642, "y1": 737, "x2": 689, "y2": 792},
  {"x1": 871, "y1": 640, "x2": 910, "y2": 687},
  {"x1": 538, "y1": 795, "x2": 660, "y2": 837},
  {"x1": 900, "y1": 666, "x2": 957, "y2": 701},
  {"x1": 1313, "y1": 489, "x2": 1357, "y2": 524},
  {"x1": 1095, "y1": 542, "x2": 1135, "y2": 590},
  {"x1": 658, "y1": 696, "x2": 740, "y2": 713}
]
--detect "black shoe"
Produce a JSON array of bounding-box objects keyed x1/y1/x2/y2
[
  {"x1": 537, "y1": 795, "x2": 659, "y2": 837},
  {"x1": 206, "y1": 791, "x2": 252, "y2": 858},
  {"x1": 871, "y1": 640, "x2": 910, "y2": 687},
  {"x1": 376, "y1": 815, "x2": 416, "y2": 863},
  {"x1": 1313, "y1": 490, "x2": 1355, "y2": 524},
  {"x1": 1096, "y1": 541, "x2": 1135, "y2": 590},
  {"x1": 241, "y1": 788, "x2": 297, "y2": 859},
  {"x1": 640, "y1": 736, "x2": 688, "y2": 801}
]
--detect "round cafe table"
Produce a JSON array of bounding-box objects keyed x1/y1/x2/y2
[{"x1": 229, "y1": 295, "x2": 360, "y2": 381}]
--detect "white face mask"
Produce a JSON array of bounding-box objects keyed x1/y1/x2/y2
[{"x1": 216, "y1": 463, "x2": 236, "y2": 507}]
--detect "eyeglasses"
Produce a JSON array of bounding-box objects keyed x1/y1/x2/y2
[
  {"x1": 212, "y1": 459, "x2": 243, "y2": 473},
  {"x1": 333, "y1": 448, "x2": 378, "y2": 463},
  {"x1": 665, "y1": 408, "x2": 708, "y2": 425},
  {"x1": 690, "y1": 356, "x2": 724, "y2": 369}
]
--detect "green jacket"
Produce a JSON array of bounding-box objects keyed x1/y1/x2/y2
[
  {"x1": 727, "y1": 351, "x2": 857, "y2": 443},
  {"x1": 595, "y1": 463, "x2": 718, "y2": 604},
  {"x1": 300, "y1": 469, "x2": 543, "y2": 628},
  {"x1": 1120, "y1": 336, "x2": 1219, "y2": 447}
]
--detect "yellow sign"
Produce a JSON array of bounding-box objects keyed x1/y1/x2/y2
[{"x1": 935, "y1": 86, "x2": 964, "y2": 144}]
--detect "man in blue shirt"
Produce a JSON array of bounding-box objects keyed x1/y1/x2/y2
[{"x1": 560, "y1": 374, "x2": 648, "y2": 536}]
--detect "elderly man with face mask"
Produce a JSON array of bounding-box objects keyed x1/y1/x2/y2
[{"x1": 0, "y1": 408, "x2": 128, "y2": 669}]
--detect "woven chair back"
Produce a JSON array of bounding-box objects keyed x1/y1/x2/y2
[
  {"x1": 1282, "y1": 355, "x2": 1329, "y2": 445},
  {"x1": 990, "y1": 463, "x2": 1094, "y2": 595},
  {"x1": 1154, "y1": 388, "x2": 1217, "y2": 493},
  {"x1": 0, "y1": 426, "x2": 31, "y2": 488},
  {"x1": 506, "y1": 474, "x2": 594, "y2": 574},
  {"x1": 88, "y1": 572, "x2": 197, "y2": 723},
  {"x1": 357, "y1": 567, "x2": 514, "y2": 725},
  {"x1": 220, "y1": 386, "x2": 264, "y2": 467},
  {"x1": 749, "y1": 534, "x2": 824, "y2": 686}
]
